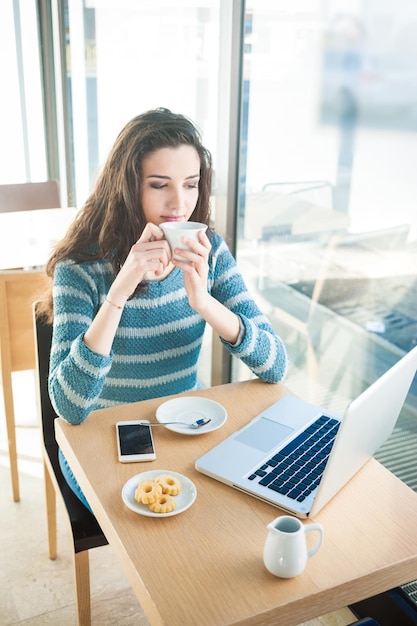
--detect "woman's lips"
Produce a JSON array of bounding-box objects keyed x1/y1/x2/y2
[{"x1": 161, "y1": 216, "x2": 184, "y2": 222}]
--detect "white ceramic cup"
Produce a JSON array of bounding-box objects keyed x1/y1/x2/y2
[
  {"x1": 263, "y1": 515, "x2": 324, "y2": 578},
  {"x1": 159, "y1": 221, "x2": 207, "y2": 261}
]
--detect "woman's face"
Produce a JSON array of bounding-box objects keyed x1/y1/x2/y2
[{"x1": 141, "y1": 145, "x2": 200, "y2": 225}]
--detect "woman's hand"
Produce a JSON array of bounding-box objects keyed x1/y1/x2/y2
[
  {"x1": 172, "y1": 230, "x2": 211, "y2": 312},
  {"x1": 85, "y1": 223, "x2": 172, "y2": 357},
  {"x1": 107, "y1": 223, "x2": 172, "y2": 305},
  {"x1": 173, "y1": 230, "x2": 241, "y2": 344}
]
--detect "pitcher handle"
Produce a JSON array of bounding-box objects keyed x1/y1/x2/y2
[{"x1": 305, "y1": 523, "x2": 324, "y2": 559}]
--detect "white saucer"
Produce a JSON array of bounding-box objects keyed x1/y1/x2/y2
[
  {"x1": 122, "y1": 470, "x2": 197, "y2": 518},
  {"x1": 155, "y1": 396, "x2": 227, "y2": 435}
]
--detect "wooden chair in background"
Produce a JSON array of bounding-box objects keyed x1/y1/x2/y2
[
  {"x1": 0, "y1": 179, "x2": 61, "y2": 501},
  {"x1": 0, "y1": 270, "x2": 49, "y2": 501},
  {"x1": 0, "y1": 180, "x2": 61, "y2": 212}
]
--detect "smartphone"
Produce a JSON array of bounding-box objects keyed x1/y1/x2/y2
[{"x1": 116, "y1": 420, "x2": 156, "y2": 463}]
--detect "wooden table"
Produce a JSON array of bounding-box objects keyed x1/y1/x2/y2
[
  {"x1": 55, "y1": 380, "x2": 417, "y2": 626},
  {"x1": 0, "y1": 206, "x2": 78, "y2": 270}
]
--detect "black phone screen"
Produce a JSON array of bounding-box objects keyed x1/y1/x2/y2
[{"x1": 118, "y1": 424, "x2": 154, "y2": 456}]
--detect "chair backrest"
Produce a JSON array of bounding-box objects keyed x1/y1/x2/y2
[
  {"x1": 0, "y1": 181, "x2": 61, "y2": 212},
  {"x1": 33, "y1": 304, "x2": 108, "y2": 551},
  {"x1": 0, "y1": 270, "x2": 49, "y2": 375},
  {"x1": 33, "y1": 307, "x2": 57, "y2": 449}
]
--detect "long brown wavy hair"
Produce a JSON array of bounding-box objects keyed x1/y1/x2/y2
[{"x1": 39, "y1": 108, "x2": 213, "y2": 322}]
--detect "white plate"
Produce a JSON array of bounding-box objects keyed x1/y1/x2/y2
[
  {"x1": 122, "y1": 470, "x2": 197, "y2": 518},
  {"x1": 155, "y1": 396, "x2": 227, "y2": 435}
]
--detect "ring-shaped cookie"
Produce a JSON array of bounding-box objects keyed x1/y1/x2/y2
[
  {"x1": 155, "y1": 473, "x2": 182, "y2": 496},
  {"x1": 134, "y1": 480, "x2": 162, "y2": 504},
  {"x1": 148, "y1": 494, "x2": 177, "y2": 514}
]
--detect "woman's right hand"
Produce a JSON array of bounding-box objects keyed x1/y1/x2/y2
[{"x1": 107, "y1": 223, "x2": 172, "y2": 306}]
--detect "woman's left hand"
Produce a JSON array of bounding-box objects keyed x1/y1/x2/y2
[{"x1": 172, "y1": 230, "x2": 211, "y2": 312}]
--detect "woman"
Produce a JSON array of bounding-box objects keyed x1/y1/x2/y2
[{"x1": 42, "y1": 108, "x2": 288, "y2": 507}]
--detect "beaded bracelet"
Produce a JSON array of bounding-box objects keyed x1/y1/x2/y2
[{"x1": 105, "y1": 297, "x2": 123, "y2": 310}]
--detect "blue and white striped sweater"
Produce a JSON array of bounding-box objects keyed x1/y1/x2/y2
[{"x1": 49, "y1": 232, "x2": 288, "y2": 424}]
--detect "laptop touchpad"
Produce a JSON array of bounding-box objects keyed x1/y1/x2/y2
[{"x1": 234, "y1": 419, "x2": 294, "y2": 453}]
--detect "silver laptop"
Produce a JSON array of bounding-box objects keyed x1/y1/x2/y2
[{"x1": 195, "y1": 346, "x2": 417, "y2": 518}]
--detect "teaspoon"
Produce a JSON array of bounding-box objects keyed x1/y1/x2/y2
[{"x1": 138, "y1": 418, "x2": 212, "y2": 429}]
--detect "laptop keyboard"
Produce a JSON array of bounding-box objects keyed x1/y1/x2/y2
[{"x1": 247, "y1": 415, "x2": 340, "y2": 502}]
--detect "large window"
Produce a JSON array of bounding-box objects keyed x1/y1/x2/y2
[
  {"x1": 236, "y1": 1, "x2": 417, "y2": 483},
  {"x1": 0, "y1": 0, "x2": 47, "y2": 183},
  {"x1": 64, "y1": 0, "x2": 221, "y2": 206}
]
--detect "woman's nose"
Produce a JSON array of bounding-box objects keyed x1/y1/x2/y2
[{"x1": 168, "y1": 187, "x2": 185, "y2": 209}]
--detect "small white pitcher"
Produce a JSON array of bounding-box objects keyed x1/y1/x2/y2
[{"x1": 263, "y1": 515, "x2": 324, "y2": 578}]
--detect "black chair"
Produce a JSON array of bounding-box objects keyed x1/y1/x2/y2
[{"x1": 33, "y1": 305, "x2": 108, "y2": 626}]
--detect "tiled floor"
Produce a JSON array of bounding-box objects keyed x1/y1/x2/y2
[{"x1": 0, "y1": 371, "x2": 358, "y2": 626}]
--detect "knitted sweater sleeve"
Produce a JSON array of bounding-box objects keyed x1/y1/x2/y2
[
  {"x1": 48, "y1": 260, "x2": 113, "y2": 424},
  {"x1": 209, "y1": 234, "x2": 288, "y2": 383}
]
